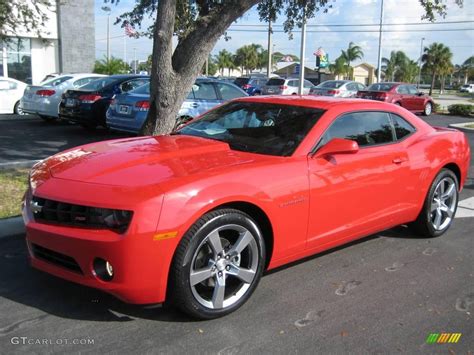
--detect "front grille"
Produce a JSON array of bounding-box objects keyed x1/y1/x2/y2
[
  {"x1": 31, "y1": 196, "x2": 115, "y2": 230},
  {"x1": 31, "y1": 244, "x2": 83, "y2": 274}
]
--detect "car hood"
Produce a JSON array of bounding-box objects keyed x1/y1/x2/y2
[{"x1": 39, "y1": 135, "x2": 261, "y2": 188}]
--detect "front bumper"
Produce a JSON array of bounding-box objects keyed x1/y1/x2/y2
[{"x1": 22, "y1": 176, "x2": 171, "y2": 305}]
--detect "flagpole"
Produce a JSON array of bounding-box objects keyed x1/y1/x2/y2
[{"x1": 124, "y1": 36, "x2": 127, "y2": 66}]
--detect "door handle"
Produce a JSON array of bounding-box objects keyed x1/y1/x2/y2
[
  {"x1": 392, "y1": 157, "x2": 407, "y2": 164},
  {"x1": 192, "y1": 103, "x2": 199, "y2": 108}
]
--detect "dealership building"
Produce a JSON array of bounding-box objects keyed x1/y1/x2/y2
[{"x1": 0, "y1": 0, "x2": 94, "y2": 84}]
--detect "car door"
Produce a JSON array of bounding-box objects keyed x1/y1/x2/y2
[
  {"x1": 406, "y1": 85, "x2": 424, "y2": 111},
  {"x1": 189, "y1": 81, "x2": 220, "y2": 116},
  {"x1": 345, "y1": 82, "x2": 359, "y2": 97},
  {"x1": 306, "y1": 111, "x2": 411, "y2": 249},
  {"x1": 396, "y1": 85, "x2": 413, "y2": 109}
]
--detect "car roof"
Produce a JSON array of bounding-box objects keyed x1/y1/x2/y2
[{"x1": 233, "y1": 95, "x2": 396, "y2": 110}]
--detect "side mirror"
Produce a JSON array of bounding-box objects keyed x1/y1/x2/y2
[
  {"x1": 417, "y1": 92, "x2": 424, "y2": 96},
  {"x1": 313, "y1": 138, "x2": 359, "y2": 158}
]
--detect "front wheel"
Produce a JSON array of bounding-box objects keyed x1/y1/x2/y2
[
  {"x1": 411, "y1": 169, "x2": 458, "y2": 237},
  {"x1": 170, "y1": 209, "x2": 265, "y2": 319},
  {"x1": 423, "y1": 102, "x2": 433, "y2": 116}
]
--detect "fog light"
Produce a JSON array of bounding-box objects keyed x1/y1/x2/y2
[
  {"x1": 93, "y1": 258, "x2": 114, "y2": 281},
  {"x1": 106, "y1": 261, "x2": 114, "y2": 277}
]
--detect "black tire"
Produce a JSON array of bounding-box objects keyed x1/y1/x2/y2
[
  {"x1": 411, "y1": 169, "x2": 459, "y2": 237},
  {"x1": 423, "y1": 102, "x2": 433, "y2": 116},
  {"x1": 395, "y1": 102, "x2": 402, "y2": 106},
  {"x1": 169, "y1": 208, "x2": 265, "y2": 319},
  {"x1": 14, "y1": 101, "x2": 25, "y2": 115}
]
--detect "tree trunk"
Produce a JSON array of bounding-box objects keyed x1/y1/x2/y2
[
  {"x1": 429, "y1": 71, "x2": 436, "y2": 96},
  {"x1": 440, "y1": 75, "x2": 446, "y2": 94},
  {"x1": 140, "y1": 0, "x2": 259, "y2": 136}
]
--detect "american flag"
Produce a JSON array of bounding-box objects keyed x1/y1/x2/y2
[
  {"x1": 313, "y1": 47, "x2": 326, "y2": 58},
  {"x1": 125, "y1": 23, "x2": 137, "y2": 37}
]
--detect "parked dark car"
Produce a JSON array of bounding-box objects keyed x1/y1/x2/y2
[
  {"x1": 234, "y1": 75, "x2": 270, "y2": 96},
  {"x1": 59, "y1": 75, "x2": 149, "y2": 129},
  {"x1": 356, "y1": 82, "x2": 435, "y2": 116}
]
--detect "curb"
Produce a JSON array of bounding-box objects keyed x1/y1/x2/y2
[
  {"x1": 448, "y1": 123, "x2": 474, "y2": 133},
  {"x1": 0, "y1": 160, "x2": 40, "y2": 170},
  {"x1": 0, "y1": 216, "x2": 25, "y2": 239}
]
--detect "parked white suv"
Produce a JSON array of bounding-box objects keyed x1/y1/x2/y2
[
  {"x1": 0, "y1": 77, "x2": 27, "y2": 114},
  {"x1": 459, "y1": 84, "x2": 474, "y2": 93},
  {"x1": 262, "y1": 78, "x2": 314, "y2": 95}
]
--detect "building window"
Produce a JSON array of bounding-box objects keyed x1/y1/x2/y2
[{"x1": 5, "y1": 38, "x2": 32, "y2": 83}]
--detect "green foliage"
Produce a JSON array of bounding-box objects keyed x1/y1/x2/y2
[
  {"x1": 329, "y1": 55, "x2": 350, "y2": 77},
  {"x1": 234, "y1": 44, "x2": 264, "y2": 74},
  {"x1": 433, "y1": 102, "x2": 441, "y2": 113},
  {"x1": 422, "y1": 42, "x2": 453, "y2": 95},
  {"x1": 340, "y1": 42, "x2": 363, "y2": 79},
  {"x1": 93, "y1": 56, "x2": 130, "y2": 75},
  {"x1": 0, "y1": 0, "x2": 55, "y2": 42},
  {"x1": 447, "y1": 104, "x2": 474, "y2": 116},
  {"x1": 382, "y1": 51, "x2": 420, "y2": 83}
]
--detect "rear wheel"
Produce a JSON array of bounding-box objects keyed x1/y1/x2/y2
[
  {"x1": 411, "y1": 169, "x2": 458, "y2": 237},
  {"x1": 170, "y1": 209, "x2": 265, "y2": 319},
  {"x1": 423, "y1": 102, "x2": 432, "y2": 116},
  {"x1": 14, "y1": 101, "x2": 25, "y2": 115}
]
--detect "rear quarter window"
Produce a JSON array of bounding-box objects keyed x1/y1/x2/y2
[{"x1": 390, "y1": 113, "x2": 416, "y2": 140}]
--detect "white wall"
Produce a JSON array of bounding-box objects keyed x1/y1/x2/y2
[
  {"x1": 7, "y1": 3, "x2": 58, "y2": 40},
  {"x1": 31, "y1": 39, "x2": 58, "y2": 84}
]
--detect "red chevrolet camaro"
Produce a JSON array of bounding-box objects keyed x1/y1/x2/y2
[{"x1": 22, "y1": 96, "x2": 470, "y2": 319}]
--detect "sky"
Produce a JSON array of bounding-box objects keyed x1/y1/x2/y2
[{"x1": 95, "y1": 0, "x2": 474, "y2": 68}]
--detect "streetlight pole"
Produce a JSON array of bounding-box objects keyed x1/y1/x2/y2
[
  {"x1": 298, "y1": 4, "x2": 307, "y2": 95},
  {"x1": 101, "y1": 6, "x2": 111, "y2": 62},
  {"x1": 267, "y1": 20, "x2": 272, "y2": 77},
  {"x1": 417, "y1": 37, "x2": 425, "y2": 89},
  {"x1": 376, "y1": 0, "x2": 384, "y2": 82}
]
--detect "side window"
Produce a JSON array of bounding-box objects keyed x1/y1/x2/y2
[
  {"x1": 390, "y1": 113, "x2": 416, "y2": 140},
  {"x1": 322, "y1": 111, "x2": 394, "y2": 147},
  {"x1": 396, "y1": 85, "x2": 409, "y2": 94},
  {"x1": 347, "y1": 83, "x2": 357, "y2": 91},
  {"x1": 186, "y1": 89, "x2": 195, "y2": 100},
  {"x1": 407, "y1": 85, "x2": 418, "y2": 95},
  {"x1": 193, "y1": 82, "x2": 218, "y2": 100},
  {"x1": 121, "y1": 79, "x2": 149, "y2": 92},
  {"x1": 73, "y1": 77, "x2": 99, "y2": 88},
  {"x1": 216, "y1": 83, "x2": 245, "y2": 100},
  {"x1": 357, "y1": 83, "x2": 365, "y2": 91}
]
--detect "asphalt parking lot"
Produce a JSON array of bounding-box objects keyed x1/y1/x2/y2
[{"x1": 0, "y1": 113, "x2": 473, "y2": 353}]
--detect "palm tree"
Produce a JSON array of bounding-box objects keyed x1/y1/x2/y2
[
  {"x1": 399, "y1": 59, "x2": 420, "y2": 83},
  {"x1": 460, "y1": 56, "x2": 474, "y2": 84},
  {"x1": 329, "y1": 55, "x2": 349, "y2": 78},
  {"x1": 216, "y1": 49, "x2": 233, "y2": 76},
  {"x1": 421, "y1": 42, "x2": 453, "y2": 96},
  {"x1": 341, "y1": 42, "x2": 364, "y2": 79},
  {"x1": 93, "y1": 56, "x2": 130, "y2": 75},
  {"x1": 381, "y1": 51, "x2": 407, "y2": 82},
  {"x1": 235, "y1": 44, "x2": 261, "y2": 75}
]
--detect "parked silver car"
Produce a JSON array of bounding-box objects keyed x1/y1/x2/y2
[
  {"x1": 20, "y1": 73, "x2": 105, "y2": 121},
  {"x1": 309, "y1": 80, "x2": 366, "y2": 98},
  {"x1": 262, "y1": 78, "x2": 314, "y2": 95}
]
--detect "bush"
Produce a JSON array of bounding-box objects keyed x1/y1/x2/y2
[
  {"x1": 447, "y1": 104, "x2": 474, "y2": 117},
  {"x1": 433, "y1": 102, "x2": 441, "y2": 113}
]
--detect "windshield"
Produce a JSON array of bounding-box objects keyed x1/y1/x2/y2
[
  {"x1": 367, "y1": 83, "x2": 396, "y2": 91},
  {"x1": 131, "y1": 82, "x2": 150, "y2": 95},
  {"x1": 42, "y1": 76, "x2": 73, "y2": 87},
  {"x1": 80, "y1": 77, "x2": 118, "y2": 91},
  {"x1": 177, "y1": 102, "x2": 325, "y2": 156},
  {"x1": 234, "y1": 77, "x2": 250, "y2": 86},
  {"x1": 317, "y1": 81, "x2": 346, "y2": 89}
]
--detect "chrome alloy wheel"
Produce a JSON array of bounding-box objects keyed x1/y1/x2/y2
[
  {"x1": 430, "y1": 177, "x2": 457, "y2": 231},
  {"x1": 189, "y1": 224, "x2": 259, "y2": 309}
]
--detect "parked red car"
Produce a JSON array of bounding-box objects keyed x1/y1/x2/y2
[
  {"x1": 23, "y1": 96, "x2": 470, "y2": 319},
  {"x1": 356, "y1": 82, "x2": 435, "y2": 116}
]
